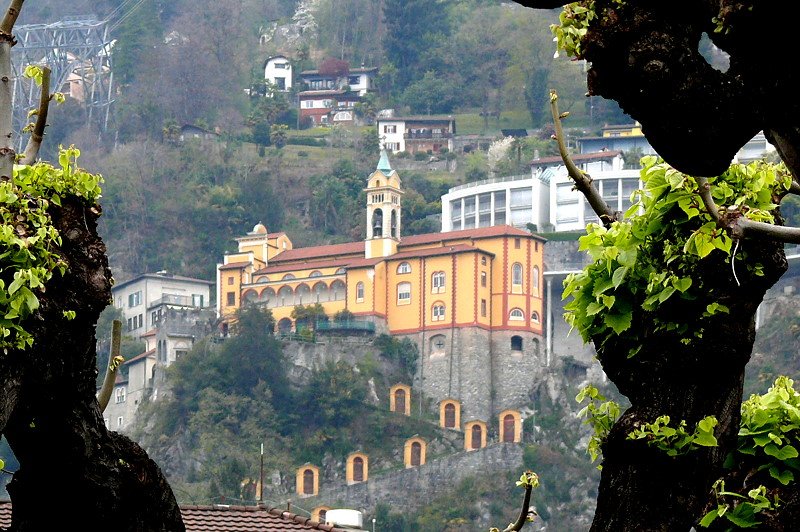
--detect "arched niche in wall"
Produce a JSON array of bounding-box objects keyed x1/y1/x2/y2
[
  {"x1": 346, "y1": 452, "x2": 369, "y2": 485},
  {"x1": 499, "y1": 409, "x2": 522, "y2": 443},
  {"x1": 295, "y1": 464, "x2": 319, "y2": 497},
  {"x1": 439, "y1": 399, "x2": 461, "y2": 430},
  {"x1": 404, "y1": 436, "x2": 426, "y2": 468},
  {"x1": 389, "y1": 383, "x2": 411, "y2": 416},
  {"x1": 464, "y1": 420, "x2": 488, "y2": 451}
]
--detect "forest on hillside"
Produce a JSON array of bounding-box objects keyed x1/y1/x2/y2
[{"x1": 13, "y1": 0, "x2": 611, "y2": 284}]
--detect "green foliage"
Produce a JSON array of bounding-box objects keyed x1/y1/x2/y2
[
  {"x1": 0, "y1": 147, "x2": 102, "y2": 349},
  {"x1": 333, "y1": 309, "x2": 355, "y2": 322},
  {"x1": 576, "y1": 385, "x2": 621, "y2": 465},
  {"x1": 700, "y1": 481, "x2": 779, "y2": 530},
  {"x1": 737, "y1": 376, "x2": 800, "y2": 486},
  {"x1": 627, "y1": 415, "x2": 718, "y2": 456},
  {"x1": 402, "y1": 71, "x2": 458, "y2": 115},
  {"x1": 374, "y1": 334, "x2": 419, "y2": 380},
  {"x1": 551, "y1": 2, "x2": 596, "y2": 59},
  {"x1": 563, "y1": 157, "x2": 791, "y2": 356}
]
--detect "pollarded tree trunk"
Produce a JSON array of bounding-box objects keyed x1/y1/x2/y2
[
  {"x1": 590, "y1": 238, "x2": 787, "y2": 531},
  {"x1": 0, "y1": 197, "x2": 184, "y2": 531}
]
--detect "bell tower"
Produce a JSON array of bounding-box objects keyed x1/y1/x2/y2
[{"x1": 365, "y1": 150, "x2": 403, "y2": 258}]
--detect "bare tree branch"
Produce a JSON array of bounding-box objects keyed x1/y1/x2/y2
[
  {"x1": 502, "y1": 483, "x2": 534, "y2": 532},
  {"x1": 549, "y1": 89, "x2": 619, "y2": 228},
  {"x1": 20, "y1": 67, "x2": 51, "y2": 165},
  {"x1": 696, "y1": 176, "x2": 800, "y2": 244},
  {"x1": 0, "y1": 0, "x2": 23, "y2": 36},
  {"x1": 789, "y1": 179, "x2": 800, "y2": 196},
  {"x1": 96, "y1": 319, "x2": 123, "y2": 412}
]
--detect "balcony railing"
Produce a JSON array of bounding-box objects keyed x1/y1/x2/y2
[
  {"x1": 149, "y1": 294, "x2": 204, "y2": 308},
  {"x1": 314, "y1": 320, "x2": 376, "y2": 333},
  {"x1": 404, "y1": 131, "x2": 453, "y2": 140}
]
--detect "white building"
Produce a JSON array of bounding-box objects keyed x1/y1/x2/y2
[
  {"x1": 264, "y1": 55, "x2": 292, "y2": 92},
  {"x1": 299, "y1": 66, "x2": 377, "y2": 96},
  {"x1": 441, "y1": 151, "x2": 628, "y2": 233},
  {"x1": 111, "y1": 271, "x2": 213, "y2": 339},
  {"x1": 377, "y1": 116, "x2": 456, "y2": 155}
]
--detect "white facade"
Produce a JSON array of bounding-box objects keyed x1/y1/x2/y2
[
  {"x1": 264, "y1": 55, "x2": 292, "y2": 92},
  {"x1": 441, "y1": 152, "x2": 632, "y2": 233},
  {"x1": 300, "y1": 67, "x2": 377, "y2": 96},
  {"x1": 111, "y1": 271, "x2": 213, "y2": 339},
  {"x1": 376, "y1": 117, "x2": 456, "y2": 154},
  {"x1": 441, "y1": 175, "x2": 549, "y2": 232},
  {"x1": 549, "y1": 168, "x2": 641, "y2": 232}
]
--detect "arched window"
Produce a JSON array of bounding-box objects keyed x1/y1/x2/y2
[
  {"x1": 317, "y1": 509, "x2": 327, "y2": 523},
  {"x1": 371, "y1": 209, "x2": 383, "y2": 237},
  {"x1": 282, "y1": 273, "x2": 296, "y2": 280},
  {"x1": 430, "y1": 334, "x2": 446, "y2": 356},
  {"x1": 295, "y1": 283, "x2": 311, "y2": 305},
  {"x1": 243, "y1": 290, "x2": 258, "y2": 305},
  {"x1": 411, "y1": 442, "x2": 422, "y2": 466},
  {"x1": 260, "y1": 287, "x2": 275, "y2": 307},
  {"x1": 397, "y1": 282, "x2": 411, "y2": 304},
  {"x1": 397, "y1": 262, "x2": 411, "y2": 274},
  {"x1": 432, "y1": 303, "x2": 446, "y2": 321},
  {"x1": 331, "y1": 280, "x2": 346, "y2": 301},
  {"x1": 278, "y1": 286, "x2": 293, "y2": 306},
  {"x1": 356, "y1": 281, "x2": 365, "y2": 302},
  {"x1": 394, "y1": 388, "x2": 406, "y2": 414},
  {"x1": 471, "y1": 424, "x2": 482, "y2": 450},
  {"x1": 532, "y1": 266, "x2": 540, "y2": 294},
  {"x1": 431, "y1": 271, "x2": 445, "y2": 292},
  {"x1": 444, "y1": 403, "x2": 456, "y2": 428},
  {"x1": 391, "y1": 210, "x2": 398, "y2": 238},
  {"x1": 481, "y1": 256, "x2": 487, "y2": 266},
  {"x1": 512, "y1": 263, "x2": 523, "y2": 287},
  {"x1": 309, "y1": 270, "x2": 323, "y2": 278},
  {"x1": 511, "y1": 335, "x2": 523, "y2": 351},
  {"x1": 503, "y1": 414, "x2": 515, "y2": 443},
  {"x1": 335, "y1": 268, "x2": 346, "y2": 275},
  {"x1": 509, "y1": 308, "x2": 525, "y2": 321},
  {"x1": 256, "y1": 275, "x2": 269, "y2": 283},
  {"x1": 302, "y1": 469, "x2": 314, "y2": 495},
  {"x1": 312, "y1": 282, "x2": 329, "y2": 303},
  {"x1": 353, "y1": 457, "x2": 364, "y2": 482},
  {"x1": 532, "y1": 311, "x2": 540, "y2": 323},
  {"x1": 481, "y1": 271, "x2": 487, "y2": 287}
]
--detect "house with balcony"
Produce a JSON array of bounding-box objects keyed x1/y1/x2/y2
[
  {"x1": 376, "y1": 116, "x2": 456, "y2": 155},
  {"x1": 298, "y1": 89, "x2": 361, "y2": 126},
  {"x1": 299, "y1": 66, "x2": 377, "y2": 96},
  {"x1": 111, "y1": 271, "x2": 214, "y2": 339}
]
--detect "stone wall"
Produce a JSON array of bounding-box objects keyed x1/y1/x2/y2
[{"x1": 294, "y1": 442, "x2": 524, "y2": 516}]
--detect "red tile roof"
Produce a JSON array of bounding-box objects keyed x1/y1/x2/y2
[
  {"x1": 219, "y1": 261, "x2": 252, "y2": 271},
  {"x1": 0, "y1": 502, "x2": 348, "y2": 532},
  {"x1": 399, "y1": 225, "x2": 542, "y2": 247},
  {"x1": 529, "y1": 150, "x2": 622, "y2": 166},
  {"x1": 389, "y1": 243, "x2": 491, "y2": 261},
  {"x1": 123, "y1": 349, "x2": 156, "y2": 365},
  {"x1": 269, "y1": 242, "x2": 364, "y2": 264}
]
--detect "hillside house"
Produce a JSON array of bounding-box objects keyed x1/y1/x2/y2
[
  {"x1": 263, "y1": 55, "x2": 293, "y2": 92},
  {"x1": 299, "y1": 66, "x2": 377, "y2": 96},
  {"x1": 377, "y1": 116, "x2": 456, "y2": 155},
  {"x1": 298, "y1": 89, "x2": 361, "y2": 126},
  {"x1": 103, "y1": 306, "x2": 216, "y2": 432},
  {"x1": 111, "y1": 271, "x2": 213, "y2": 339}
]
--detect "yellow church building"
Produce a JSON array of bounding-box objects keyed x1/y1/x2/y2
[{"x1": 216, "y1": 151, "x2": 546, "y2": 421}]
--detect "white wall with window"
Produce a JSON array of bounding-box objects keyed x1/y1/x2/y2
[
  {"x1": 264, "y1": 56, "x2": 293, "y2": 92},
  {"x1": 441, "y1": 175, "x2": 549, "y2": 232},
  {"x1": 378, "y1": 119, "x2": 405, "y2": 153},
  {"x1": 549, "y1": 169, "x2": 642, "y2": 232}
]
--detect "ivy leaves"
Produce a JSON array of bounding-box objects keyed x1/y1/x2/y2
[
  {"x1": 563, "y1": 157, "x2": 789, "y2": 357},
  {"x1": 0, "y1": 147, "x2": 102, "y2": 349},
  {"x1": 627, "y1": 415, "x2": 718, "y2": 457}
]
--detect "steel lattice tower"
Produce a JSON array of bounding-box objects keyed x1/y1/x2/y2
[{"x1": 11, "y1": 16, "x2": 114, "y2": 150}]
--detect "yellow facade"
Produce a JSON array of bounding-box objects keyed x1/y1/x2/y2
[
  {"x1": 345, "y1": 452, "x2": 369, "y2": 485},
  {"x1": 439, "y1": 399, "x2": 461, "y2": 430},
  {"x1": 464, "y1": 420, "x2": 488, "y2": 451},
  {"x1": 403, "y1": 436, "x2": 427, "y2": 468},
  {"x1": 498, "y1": 409, "x2": 522, "y2": 443},
  {"x1": 389, "y1": 383, "x2": 411, "y2": 416},
  {"x1": 295, "y1": 464, "x2": 319, "y2": 497},
  {"x1": 216, "y1": 154, "x2": 546, "y2": 339}
]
